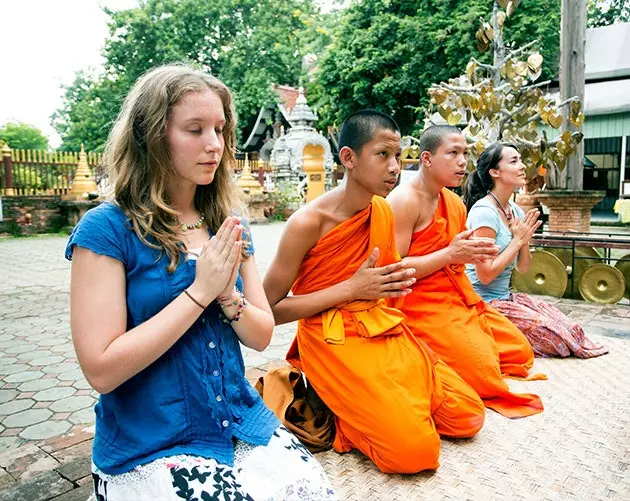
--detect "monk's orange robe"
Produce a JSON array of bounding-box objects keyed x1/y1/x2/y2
[
  {"x1": 286, "y1": 196, "x2": 485, "y2": 474},
  {"x1": 396, "y1": 188, "x2": 543, "y2": 418}
]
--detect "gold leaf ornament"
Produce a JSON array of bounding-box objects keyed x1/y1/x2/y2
[
  {"x1": 527, "y1": 52, "x2": 543, "y2": 72},
  {"x1": 466, "y1": 61, "x2": 478, "y2": 82},
  {"x1": 497, "y1": 11, "x2": 507, "y2": 28},
  {"x1": 447, "y1": 111, "x2": 463, "y2": 126},
  {"x1": 547, "y1": 112, "x2": 563, "y2": 129}
]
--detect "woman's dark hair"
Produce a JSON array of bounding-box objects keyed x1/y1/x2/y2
[{"x1": 463, "y1": 143, "x2": 518, "y2": 212}]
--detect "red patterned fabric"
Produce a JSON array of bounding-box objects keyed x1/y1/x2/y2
[{"x1": 489, "y1": 293, "x2": 608, "y2": 359}]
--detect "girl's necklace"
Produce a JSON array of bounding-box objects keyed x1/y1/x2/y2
[
  {"x1": 488, "y1": 191, "x2": 513, "y2": 226},
  {"x1": 178, "y1": 215, "x2": 205, "y2": 232}
]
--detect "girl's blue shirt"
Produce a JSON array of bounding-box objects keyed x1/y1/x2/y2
[{"x1": 65, "y1": 202, "x2": 279, "y2": 475}]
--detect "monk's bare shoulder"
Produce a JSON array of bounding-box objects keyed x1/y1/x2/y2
[{"x1": 387, "y1": 183, "x2": 421, "y2": 224}]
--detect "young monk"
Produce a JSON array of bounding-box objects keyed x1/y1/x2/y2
[
  {"x1": 388, "y1": 125, "x2": 544, "y2": 419},
  {"x1": 263, "y1": 110, "x2": 485, "y2": 475}
]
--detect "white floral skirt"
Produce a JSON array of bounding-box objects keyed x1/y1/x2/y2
[{"x1": 91, "y1": 426, "x2": 337, "y2": 501}]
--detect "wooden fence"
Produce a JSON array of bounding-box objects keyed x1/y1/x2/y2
[{"x1": 0, "y1": 145, "x2": 274, "y2": 197}]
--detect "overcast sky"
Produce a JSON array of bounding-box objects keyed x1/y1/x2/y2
[
  {"x1": 0, "y1": 0, "x2": 343, "y2": 148},
  {"x1": 0, "y1": 1, "x2": 140, "y2": 147}
]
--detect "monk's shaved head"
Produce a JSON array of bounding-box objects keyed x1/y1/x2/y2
[
  {"x1": 339, "y1": 109, "x2": 400, "y2": 154},
  {"x1": 419, "y1": 125, "x2": 463, "y2": 154}
]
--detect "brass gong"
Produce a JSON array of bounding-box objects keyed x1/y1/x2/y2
[
  {"x1": 614, "y1": 253, "x2": 630, "y2": 300},
  {"x1": 548, "y1": 247, "x2": 602, "y2": 298},
  {"x1": 579, "y1": 264, "x2": 625, "y2": 304},
  {"x1": 512, "y1": 250, "x2": 567, "y2": 297}
]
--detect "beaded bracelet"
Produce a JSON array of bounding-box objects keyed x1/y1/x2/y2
[{"x1": 218, "y1": 288, "x2": 248, "y2": 323}]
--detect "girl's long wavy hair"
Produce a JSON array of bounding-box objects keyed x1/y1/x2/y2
[
  {"x1": 104, "y1": 64, "x2": 243, "y2": 272},
  {"x1": 463, "y1": 142, "x2": 518, "y2": 212}
]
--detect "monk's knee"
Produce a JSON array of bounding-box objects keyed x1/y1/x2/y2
[{"x1": 372, "y1": 427, "x2": 441, "y2": 474}]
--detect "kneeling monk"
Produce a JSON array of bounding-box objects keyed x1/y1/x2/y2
[
  {"x1": 387, "y1": 125, "x2": 544, "y2": 419},
  {"x1": 263, "y1": 111, "x2": 485, "y2": 474}
]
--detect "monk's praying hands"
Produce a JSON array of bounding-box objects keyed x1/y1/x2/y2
[
  {"x1": 448, "y1": 229, "x2": 499, "y2": 264},
  {"x1": 347, "y1": 247, "x2": 416, "y2": 299}
]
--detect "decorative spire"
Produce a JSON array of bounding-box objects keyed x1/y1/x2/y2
[
  {"x1": 236, "y1": 153, "x2": 264, "y2": 195},
  {"x1": 288, "y1": 87, "x2": 317, "y2": 127},
  {"x1": 66, "y1": 143, "x2": 98, "y2": 200}
]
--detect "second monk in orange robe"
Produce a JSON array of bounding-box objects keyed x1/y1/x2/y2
[
  {"x1": 388, "y1": 125, "x2": 544, "y2": 419},
  {"x1": 264, "y1": 111, "x2": 485, "y2": 474}
]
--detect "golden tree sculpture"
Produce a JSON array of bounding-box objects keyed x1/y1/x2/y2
[{"x1": 404, "y1": 0, "x2": 585, "y2": 189}]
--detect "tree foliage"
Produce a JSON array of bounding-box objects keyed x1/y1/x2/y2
[
  {"x1": 0, "y1": 122, "x2": 49, "y2": 151},
  {"x1": 53, "y1": 0, "x2": 324, "y2": 151},
  {"x1": 417, "y1": 0, "x2": 584, "y2": 190},
  {"x1": 587, "y1": 0, "x2": 630, "y2": 28},
  {"x1": 311, "y1": 0, "x2": 561, "y2": 135}
]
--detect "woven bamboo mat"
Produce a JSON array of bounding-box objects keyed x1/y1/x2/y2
[{"x1": 317, "y1": 335, "x2": 630, "y2": 501}]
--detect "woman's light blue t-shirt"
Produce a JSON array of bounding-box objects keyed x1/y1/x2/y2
[{"x1": 465, "y1": 198, "x2": 525, "y2": 301}]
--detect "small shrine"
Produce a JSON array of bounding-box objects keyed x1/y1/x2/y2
[{"x1": 269, "y1": 87, "x2": 335, "y2": 195}]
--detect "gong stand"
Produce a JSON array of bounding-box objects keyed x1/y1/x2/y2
[{"x1": 529, "y1": 231, "x2": 630, "y2": 304}]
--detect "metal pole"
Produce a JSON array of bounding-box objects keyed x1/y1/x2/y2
[{"x1": 619, "y1": 135, "x2": 627, "y2": 197}]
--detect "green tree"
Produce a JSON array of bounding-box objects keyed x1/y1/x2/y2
[
  {"x1": 588, "y1": 0, "x2": 630, "y2": 28},
  {"x1": 311, "y1": 0, "x2": 561, "y2": 135},
  {"x1": 53, "y1": 0, "x2": 322, "y2": 150},
  {"x1": 0, "y1": 122, "x2": 49, "y2": 151}
]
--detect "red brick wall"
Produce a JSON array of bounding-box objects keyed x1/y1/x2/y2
[{"x1": 0, "y1": 196, "x2": 65, "y2": 235}]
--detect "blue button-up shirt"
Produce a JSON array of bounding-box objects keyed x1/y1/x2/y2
[{"x1": 65, "y1": 202, "x2": 279, "y2": 475}]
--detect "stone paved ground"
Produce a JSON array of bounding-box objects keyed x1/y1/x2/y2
[{"x1": 0, "y1": 223, "x2": 629, "y2": 500}]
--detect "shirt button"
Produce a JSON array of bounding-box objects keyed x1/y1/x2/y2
[
  {"x1": 212, "y1": 370, "x2": 220, "y2": 377},
  {"x1": 208, "y1": 342, "x2": 216, "y2": 349},
  {"x1": 222, "y1": 420, "x2": 229, "y2": 428},
  {"x1": 201, "y1": 317, "x2": 206, "y2": 323},
  {"x1": 216, "y1": 395, "x2": 222, "y2": 402}
]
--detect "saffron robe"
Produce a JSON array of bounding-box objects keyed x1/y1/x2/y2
[
  {"x1": 396, "y1": 188, "x2": 544, "y2": 418},
  {"x1": 286, "y1": 196, "x2": 485, "y2": 474}
]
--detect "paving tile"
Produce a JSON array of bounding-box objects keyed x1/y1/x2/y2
[
  {"x1": 17, "y1": 392, "x2": 36, "y2": 400},
  {"x1": 0, "y1": 467, "x2": 15, "y2": 490},
  {"x1": 0, "y1": 363, "x2": 30, "y2": 375},
  {"x1": 50, "y1": 396, "x2": 95, "y2": 414},
  {"x1": 50, "y1": 439, "x2": 93, "y2": 465},
  {"x1": 2, "y1": 446, "x2": 60, "y2": 483},
  {"x1": 50, "y1": 483, "x2": 93, "y2": 501},
  {"x1": 0, "y1": 399, "x2": 34, "y2": 416},
  {"x1": 3, "y1": 408, "x2": 52, "y2": 428},
  {"x1": 1, "y1": 428, "x2": 21, "y2": 437},
  {"x1": 4, "y1": 371, "x2": 45, "y2": 384},
  {"x1": 0, "y1": 436, "x2": 24, "y2": 452},
  {"x1": 42, "y1": 363, "x2": 77, "y2": 375},
  {"x1": 56, "y1": 455, "x2": 91, "y2": 482},
  {"x1": 4, "y1": 345, "x2": 35, "y2": 355},
  {"x1": 57, "y1": 370, "x2": 85, "y2": 382},
  {"x1": 39, "y1": 425, "x2": 94, "y2": 454},
  {"x1": 37, "y1": 338, "x2": 67, "y2": 347},
  {"x1": 21, "y1": 421, "x2": 72, "y2": 441},
  {"x1": 28, "y1": 356, "x2": 65, "y2": 367},
  {"x1": 33, "y1": 387, "x2": 76, "y2": 402},
  {"x1": 68, "y1": 408, "x2": 94, "y2": 426},
  {"x1": 33, "y1": 402, "x2": 51, "y2": 409},
  {"x1": 0, "y1": 442, "x2": 41, "y2": 467},
  {"x1": 71, "y1": 379, "x2": 92, "y2": 390},
  {"x1": 17, "y1": 350, "x2": 53, "y2": 362},
  {"x1": 0, "y1": 389, "x2": 18, "y2": 404},
  {"x1": 50, "y1": 475, "x2": 94, "y2": 501},
  {"x1": 0, "y1": 470, "x2": 73, "y2": 501},
  {"x1": 18, "y1": 379, "x2": 58, "y2": 392}
]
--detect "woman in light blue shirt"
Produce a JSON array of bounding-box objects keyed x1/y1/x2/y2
[{"x1": 462, "y1": 143, "x2": 607, "y2": 359}]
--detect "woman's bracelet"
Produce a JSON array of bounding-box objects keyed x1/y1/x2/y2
[
  {"x1": 218, "y1": 288, "x2": 248, "y2": 323},
  {"x1": 183, "y1": 289, "x2": 207, "y2": 310}
]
